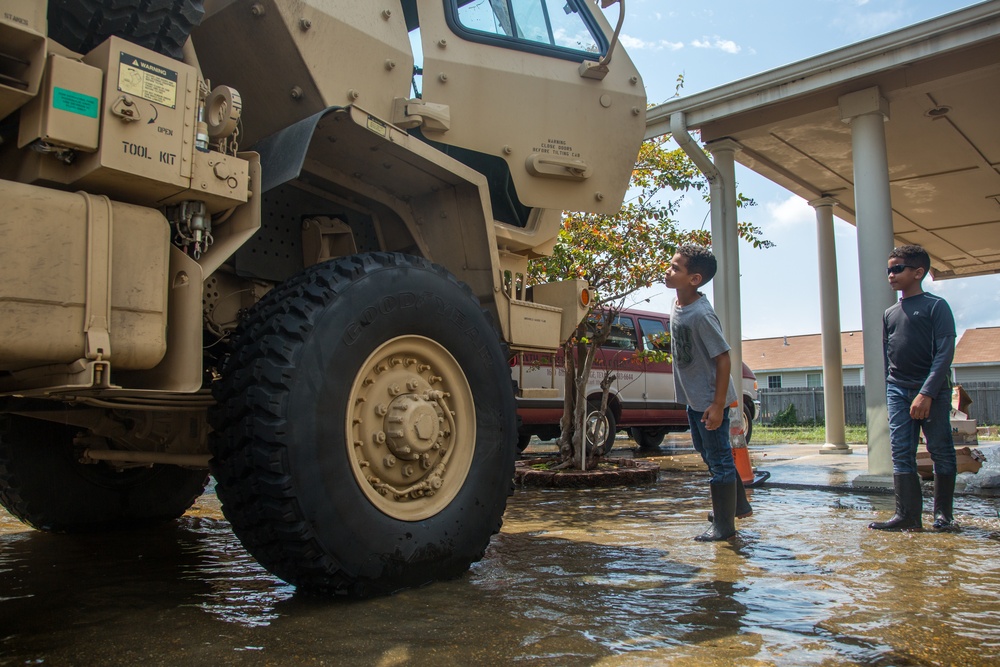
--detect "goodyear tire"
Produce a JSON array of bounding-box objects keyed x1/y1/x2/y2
[
  {"x1": 630, "y1": 426, "x2": 665, "y2": 450},
  {"x1": 0, "y1": 415, "x2": 209, "y2": 532},
  {"x1": 209, "y1": 253, "x2": 518, "y2": 597},
  {"x1": 47, "y1": 0, "x2": 205, "y2": 60}
]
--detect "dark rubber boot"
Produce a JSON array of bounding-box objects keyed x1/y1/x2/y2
[
  {"x1": 695, "y1": 480, "x2": 737, "y2": 541},
  {"x1": 707, "y1": 477, "x2": 752, "y2": 522},
  {"x1": 869, "y1": 473, "x2": 923, "y2": 531},
  {"x1": 932, "y1": 473, "x2": 957, "y2": 531}
]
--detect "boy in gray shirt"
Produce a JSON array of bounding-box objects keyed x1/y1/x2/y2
[{"x1": 666, "y1": 245, "x2": 746, "y2": 541}]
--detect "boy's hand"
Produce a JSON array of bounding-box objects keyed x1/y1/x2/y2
[
  {"x1": 702, "y1": 402, "x2": 725, "y2": 430},
  {"x1": 910, "y1": 393, "x2": 932, "y2": 420}
]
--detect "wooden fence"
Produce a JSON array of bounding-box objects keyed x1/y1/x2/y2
[
  {"x1": 758, "y1": 382, "x2": 1000, "y2": 425},
  {"x1": 959, "y1": 382, "x2": 1000, "y2": 425},
  {"x1": 758, "y1": 386, "x2": 866, "y2": 425}
]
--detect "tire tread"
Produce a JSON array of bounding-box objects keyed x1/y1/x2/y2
[{"x1": 209, "y1": 253, "x2": 515, "y2": 596}]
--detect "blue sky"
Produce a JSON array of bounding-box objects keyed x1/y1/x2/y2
[{"x1": 615, "y1": 0, "x2": 1000, "y2": 341}]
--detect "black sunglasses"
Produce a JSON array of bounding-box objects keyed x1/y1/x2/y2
[{"x1": 886, "y1": 264, "x2": 918, "y2": 275}]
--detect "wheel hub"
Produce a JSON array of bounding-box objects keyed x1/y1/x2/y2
[
  {"x1": 346, "y1": 336, "x2": 475, "y2": 521},
  {"x1": 384, "y1": 393, "x2": 444, "y2": 459}
]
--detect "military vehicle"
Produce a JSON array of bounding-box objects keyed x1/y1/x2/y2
[{"x1": 0, "y1": 0, "x2": 645, "y2": 595}]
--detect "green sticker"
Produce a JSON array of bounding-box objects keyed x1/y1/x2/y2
[{"x1": 52, "y1": 87, "x2": 99, "y2": 118}]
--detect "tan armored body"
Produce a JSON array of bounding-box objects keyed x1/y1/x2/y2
[{"x1": 0, "y1": 0, "x2": 645, "y2": 595}]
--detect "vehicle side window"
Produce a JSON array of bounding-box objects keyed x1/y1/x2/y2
[
  {"x1": 638, "y1": 318, "x2": 669, "y2": 352},
  {"x1": 449, "y1": 0, "x2": 606, "y2": 60},
  {"x1": 602, "y1": 315, "x2": 637, "y2": 351}
]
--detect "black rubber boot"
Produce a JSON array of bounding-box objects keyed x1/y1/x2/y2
[
  {"x1": 932, "y1": 473, "x2": 957, "y2": 531},
  {"x1": 695, "y1": 480, "x2": 737, "y2": 541},
  {"x1": 869, "y1": 473, "x2": 923, "y2": 531},
  {"x1": 708, "y1": 477, "x2": 752, "y2": 522}
]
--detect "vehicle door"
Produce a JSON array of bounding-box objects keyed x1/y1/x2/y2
[
  {"x1": 592, "y1": 313, "x2": 641, "y2": 408},
  {"x1": 636, "y1": 316, "x2": 681, "y2": 418},
  {"x1": 417, "y1": 0, "x2": 646, "y2": 215}
]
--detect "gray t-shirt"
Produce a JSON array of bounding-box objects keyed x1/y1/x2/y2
[{"x1": 670, "y1": 294, "x2": 738, "y2": 412}]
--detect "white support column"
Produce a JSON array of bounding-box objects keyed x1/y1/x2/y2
[
  {"x1": 707, "y1": 139, "x2": 744, "y2": 405},
  {"x1": 809, "y1": 196, "x2": 851, "y2": 454},
  {"x1": 839, "y1": 87, "x2": 896, "y2": 479}
]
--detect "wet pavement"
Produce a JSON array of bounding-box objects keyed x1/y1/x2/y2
[
  {"x1": 643, "y1": 437, "x2": 1000, "y2": 496},
  {"x1": 2, "y1": 439, "x2": 1000, "y2": 666}
]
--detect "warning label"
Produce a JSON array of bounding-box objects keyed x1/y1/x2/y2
[
  {"x1": 53, "y1": 87, "x2": 99, "y2": 118},
  {"x1": 117, "y1": 52, "x2": 178, "y2": 108}
]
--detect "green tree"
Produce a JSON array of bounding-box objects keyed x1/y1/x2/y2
[{"x1": 528, "y1": 136, "x2": 772, "y2": 470}]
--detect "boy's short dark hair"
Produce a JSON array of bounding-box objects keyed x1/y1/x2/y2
[
  {"x1": 889, "y1": 244, "x2": 931, "y2": 276},
  {"x1": 678, "y1": 244, "x2": 718, "y2": 284}
]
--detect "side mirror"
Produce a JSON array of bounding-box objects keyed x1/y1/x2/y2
[{"x1": 580, "y1": 0, "x2": 625, "y2": 80}]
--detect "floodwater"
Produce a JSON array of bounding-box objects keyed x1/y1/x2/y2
[{"x1": 2, "y1": 470, "x2": 999, "y2": 666}]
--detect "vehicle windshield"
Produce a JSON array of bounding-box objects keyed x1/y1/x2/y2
[{"x1": 455, "y1": 0, "x2": 602, "y2": 55}]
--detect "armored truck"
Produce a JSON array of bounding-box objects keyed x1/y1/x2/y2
[{"x1": 0, "y1": 0, "x2": 645, "y2": 595}]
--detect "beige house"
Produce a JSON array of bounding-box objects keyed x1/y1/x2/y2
[
  {"x1": 744, "y1": 327, "x2": 1000, "y2": 388},
  {"x1": 743, "y1": 332, "x2": 866, "y2": 389},
  {"x1": 953, "y1": 327, "x2": 1000, "y2": 384}
]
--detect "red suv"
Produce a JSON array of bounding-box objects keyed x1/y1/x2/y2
[{"x1": 512, "y1": 307, "x2": 758, "y2": 452}]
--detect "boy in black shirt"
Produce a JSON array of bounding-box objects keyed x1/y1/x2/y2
[{"x1": 870, "y1": 245, "x2": 957, "y2": 532}]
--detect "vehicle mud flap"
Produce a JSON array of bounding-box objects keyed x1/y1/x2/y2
[{"x1": 730, "y1": 401, "x2": 769, "y2": 488}]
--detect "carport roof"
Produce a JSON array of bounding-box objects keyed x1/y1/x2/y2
[{"x1": 645, "y1": 0, "x2": 1000, "y2": 280}]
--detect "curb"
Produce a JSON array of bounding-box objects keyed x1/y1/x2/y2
[{"x1": 514, "y1": 457, "x2": 660, "y2": 488}]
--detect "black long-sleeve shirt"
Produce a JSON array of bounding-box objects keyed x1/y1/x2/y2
[{"x1": 883, "y1": 292, "x2": 956, "y2": 397}]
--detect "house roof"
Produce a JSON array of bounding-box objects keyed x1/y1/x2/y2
[
  {"x1": 954, "y1": 326, "x2": 1000, "y2": 365},
  {"x1": 743, "y1": 327, "x2": 1000, "y2": 373},
  {"x1": 740, "y1": 332, "x2": 866, "y2": 373}
]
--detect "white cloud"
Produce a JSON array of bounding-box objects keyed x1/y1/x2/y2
[
  {"x1": 715, "y1": 39, "x2": 741, "y2": 54},
  {"x1": 691, "y1": 36, "x2": 742, "y2": 54},
  {"x1": 763, "y1": 194, "x2": 812, "y2": 233},
  {"x1": 620, "y1": 33, "x2": 684, "y2": 51}
]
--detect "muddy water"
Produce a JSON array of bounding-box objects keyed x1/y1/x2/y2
[{"x1": 1, "y1": 474, "x2": 999, "y2": 666}]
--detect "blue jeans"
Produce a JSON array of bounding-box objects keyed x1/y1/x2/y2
[
  {"x1": 886, "y1": 382, "x2": 956, "y2": 476},
  {"x1": 687, "y1": 406, "x2": 737, "y2": 484}
]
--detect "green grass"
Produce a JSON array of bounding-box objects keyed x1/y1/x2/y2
[
  {"x1": 752, "y1": 423, "x2": 1000, "y2": 445},
  {"x1": 752, "y1": 424, "x2": 868, "y2": 445}
]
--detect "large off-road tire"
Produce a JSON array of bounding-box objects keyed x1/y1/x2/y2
[
  {"x1": 630, "y1": 426, "x2": 665, "y2": 450},
  {"x1": 0, "y1": 415, "x2": 209, "y2": 532},
  {"x1": 209, "y1": 253, "x2": 518, "y2": 597},
  {"x1": 47, "y1": 0, "x2": 205, "y2": 60}
]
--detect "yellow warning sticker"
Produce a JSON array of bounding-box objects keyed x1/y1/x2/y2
[
  {"x1": 117, "y1": 52, "x2": 178, "y2": 109},
  {"x1": 366, "y1": 115, "x2": 389, "y2": 138}
]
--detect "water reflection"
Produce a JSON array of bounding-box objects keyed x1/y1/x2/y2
[{"x1": 1, "y1": 476, "x2": 999, "y2": 665}]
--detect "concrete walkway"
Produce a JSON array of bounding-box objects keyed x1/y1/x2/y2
[
  {"x1": 524, "y1": 435, "x2": 1000, "y2": 496},
  {"x1": 740, "y1": 441, "x2": 1000, "y2": 496}
]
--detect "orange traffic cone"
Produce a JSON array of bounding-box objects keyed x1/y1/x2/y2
[{"x1": 729, "y1": 401, "x2": 755, "y2": 486}]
